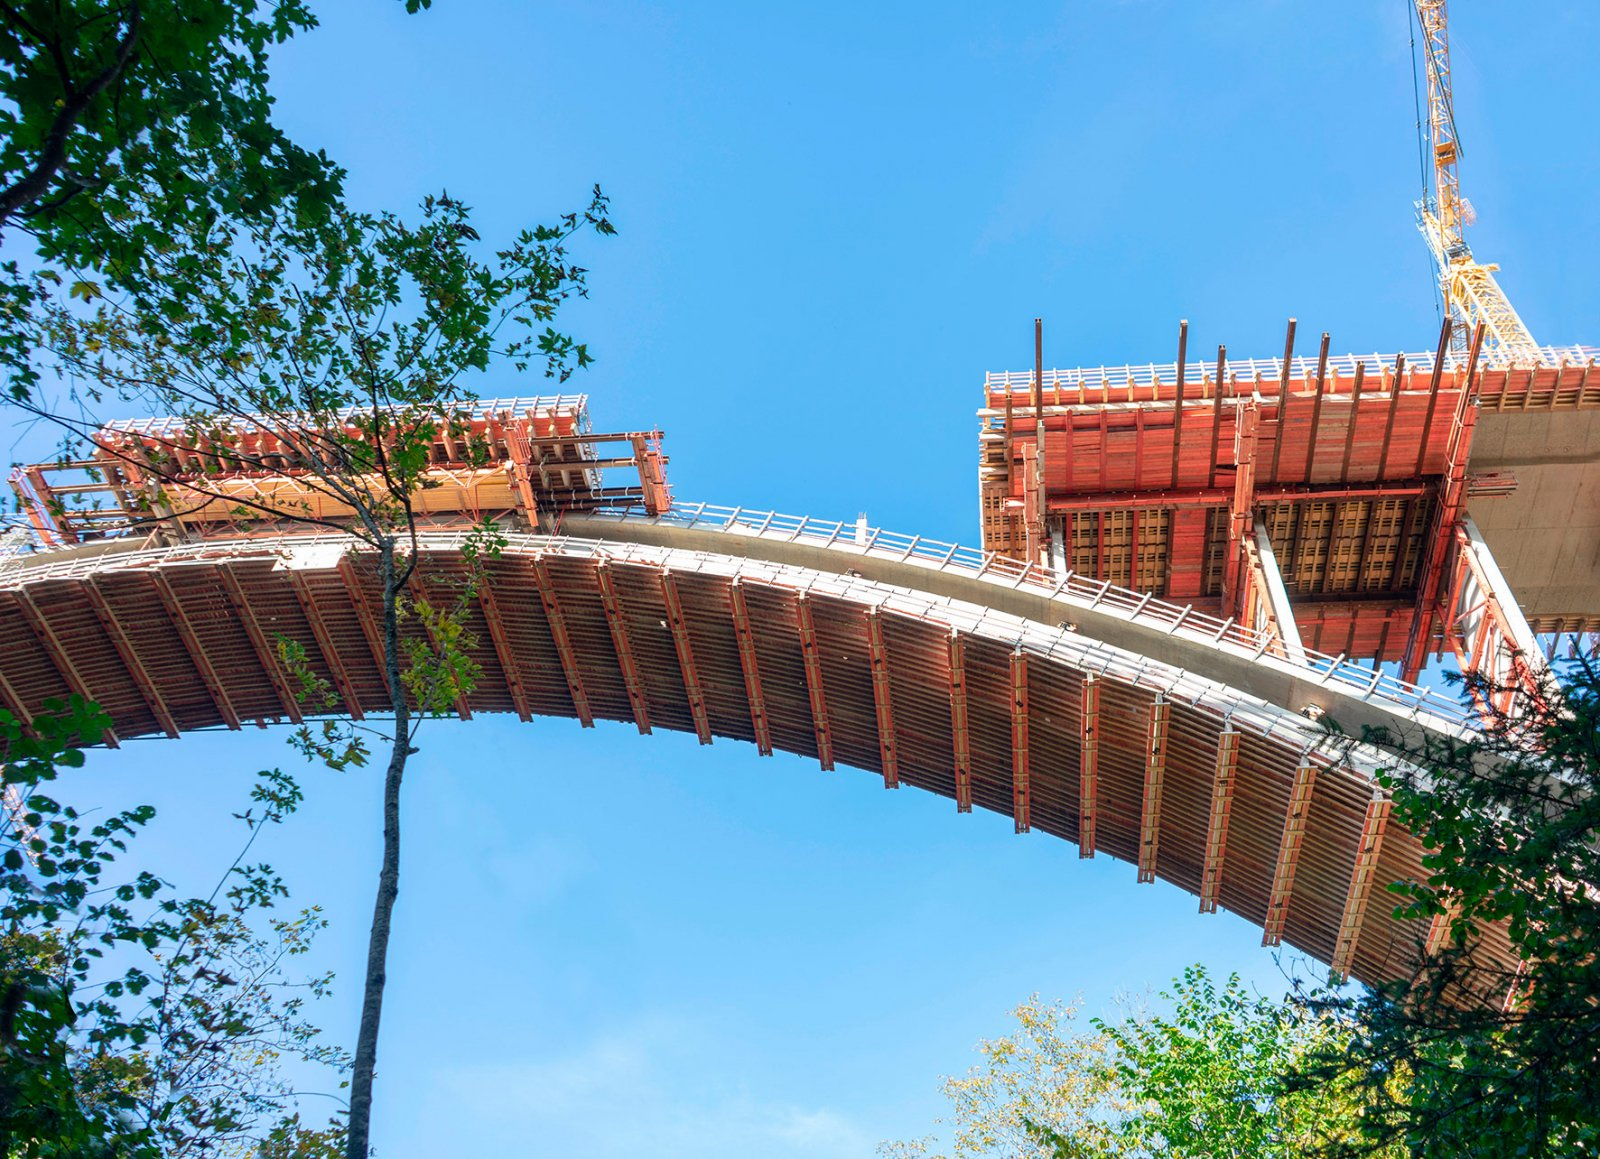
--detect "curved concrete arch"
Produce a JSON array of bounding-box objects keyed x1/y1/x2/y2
[{"x1": 0, "y1": 511, "x2": 1503, "y2": 989}]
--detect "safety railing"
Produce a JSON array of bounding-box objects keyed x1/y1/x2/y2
[
  {"x1": 103, "y1": 394, "x2": 592, "y2": 437},
  {"x1": 579, "y1": 501, "x2": 1479, "y2": 732},
  {"x1": 983, "y1": 345, "x2": 1599, "y2": 393},
  {"x1": 2, "y1": 500, "x2": 1479, "y2": 737}
]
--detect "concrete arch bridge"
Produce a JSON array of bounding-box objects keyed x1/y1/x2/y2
[{"x1": 0, "y1": 501, "x2": 1514, "y2": 992}]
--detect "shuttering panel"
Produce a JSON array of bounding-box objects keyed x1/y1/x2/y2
[
  {"x1": 1026, "y1": 658, "x2": 1086, "y2": 847},
  {"x1": 960, "y1": 636, "x2": 1020, "y2": 821},
  {"x1": 740, "y1": 583, "x2": 821, "y2": 764},
  {"x1": 1153, "y1": 703, "x2": 1220, "y2": 898},
  {"x1": 1093, "y1": 681, "x2": 1150, "y2": 865},
  {"x1": 533, "y1": 557, "x2": 627, "y2": 724},
  {"x1": 879, "y1": 612, "x2": 957, "y2": 801},
  {"x1": 1213, "y1": 730, "x2": 1300, "y2": 927}
]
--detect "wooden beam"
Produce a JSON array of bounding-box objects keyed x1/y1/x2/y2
[
  {"x1": 9, "y1": 589, "x2": 118, "y2": 746},
  {"x1": 948, "y1": 630, "x2": 972, "y2": 813},
  {"x1": 865, "y1": 607, "x2": 898, "y2": 788},
  {"x1": 1079, "y1": 673, "x2": 1099, "y2": 857},
  {"x1": 1339, "y1": 363, "x2": 1366, "y2": 481},
  {"x1": 1414, "y1": 319, "x2": 1454, "y2": 477},
  {"x1": 1011, "y1": 648, "x2": 1030, "y2": 832},
  {"x1": 476, "y1": 579, "x2": 533, "y2": 723},
  {"x1": 1268, "y1": 317, "x2": 1297, "y2": 483},
  {"x1": 336, "y1": 556, "x2": 390, "y2": 697},
  {"x1": 284, "y1": 570, "x2": 364, "y2": 720},
  {"x1": 1330, "y1": 792, "x2": 1392, "y2": 980},
  {"x1": 1304, "y1": 331, "x2": 1331, "y2": 482},
  {"x1": 1221, "y1": 402, "x2": 1261, "y2": 618},
  {"x1": 1207, "y1": 345, "x2": 1227, "y2": 489},
  {"x1": 1199, "y1": 727, "x2": 1239, "y2": 913},
  {"x1": 82, "y1": 577, "x2": 180, "y2": 737},
  {"x1": 1137, "y1": 694, "x2": 1169, "y2": 883},
  {"x1": 727, "y1": 579, "x2": 770, "y2": 754},
  {"x1": 659, "y1": 569, "x2": 711, "y2": 745},
  {"x1": 1170, "y1": 321, "x2": 1188, "y2": 488},
  {"x1": 214, "y1": 566, "x2": 302, "y2": 725},
  {"x1": 1378, "y1": 353, "x2": 1406, "y2": 478},
  {"x1": 149, "y1": 571, "x2": 240, "y2": 730},
  {"x1": 795, "y1": 593, "x2": 833, "y2": 770},
  {"x1": 1262, "y1": 763, "x2": 1319, "y2": 946},
  {"x1": 595, "y1": 561, "x2": 651, "y2": 734},
  {"x1": 532, "y1": 556, "x2": 593, "y2": 727}
]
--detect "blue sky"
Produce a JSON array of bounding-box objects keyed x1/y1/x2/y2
[{"x1": 57, "y1": 2, "x2": 1599, "y2": 1155}]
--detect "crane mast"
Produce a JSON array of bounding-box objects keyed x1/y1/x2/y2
[{"x1": 1413, "y1": 0, "x2": 1542, "y2": 366}]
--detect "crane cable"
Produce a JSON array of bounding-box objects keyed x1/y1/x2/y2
[{"x1": 1408, "y1": 0, "x2": 1445, "y2": 328}]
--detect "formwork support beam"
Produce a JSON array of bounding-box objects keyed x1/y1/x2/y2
[
  {"x1": 1443, "y1": 515, "x2": 1548, "y2": 721},
  {"x1": 1331, "y1": 792, "x2": 1392, "y2": 981},
  {"x1": 865, "y1": 607, "x2": 899, "y2": 788},
  {"x1": 728, "y1": 579, "x2": 770, "y2": 755},
  {"x1": 1200, "y1": 727, "x2": 1240, "y2": 914},
  {"x1": 284, "y1": 571, "x2": 364, "y2": 720},
  {"x1": 1137, "y1": 694, "x2": 1169, "y2": 883},
  {"x1": 150, "y1": 572, "x2": 240, "y2": 730},
  {"x1": 1011, "y1": 648, "x2": 1030, "y2": 832},
  {"x1": 1079, "y1": 673, "x2": 1099, "y2": 857},
  {"x1": 596, "y1": 561, "x2": 651, "y2": 734},
  {"x1": 795, "y1": 594, "x2": 833, "y2": 769},
  {"x1": 476, "y1": 580, "x2": 533, "y2": 722},
  {"x1": 659, "y1": 569, "x2": 711, "y2": 744},
  {"x1": 1221, "y1": 402, "x2": 1261, "y2": 620},
  {"x1": 532, "y1": 556, "x2": 593, "y2": 728},
  {"x1": 82, "y1": 577, "x2": 181, "y2": 738},
  {"x1": 948, "y1": 630, "x2": 972, "y2": 813},
  {"x1": 8, "y1": 589, "x2": 116, "y2": 744},
  {"x1": 214, "y1": 567, "x2": 302, "y2": 725},
  {"x1": 1045, "y1": 480, "x2": 1429, "y2": 514},
  {"x1": 1263, "y1": 763, "x2": 1319, "y2": 946}
]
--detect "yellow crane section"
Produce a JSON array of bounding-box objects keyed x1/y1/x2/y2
[{"x1": 1413, "y1": 0, "x2": 1542, "y2": 367}]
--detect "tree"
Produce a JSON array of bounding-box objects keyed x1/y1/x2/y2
[
  {"x1": 1090, "y1": 968, "x2": 1387, "y2": 1158},
  {"x1": 19, "y1": 184, "x2": 614, "y2": 1156},
  {"x1": 1291, "y1": 656, "x2": 1600, "y2": 1157},
  {"x1": 879, "y1": 970, "x2": 1391, "y2": 1158},
  {"x1": 0, "y1": 0, "x2": 428, "y2": 402},
  {"x1": 1, "y1": 698, "x2": 347, "y2": 1157},
  {"x1": 877, "y1": 996, "x2": 1130, "y2": 1159}
]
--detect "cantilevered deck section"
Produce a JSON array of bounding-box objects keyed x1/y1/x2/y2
[
  {"x1": 980, "y1": 326, "x2": 1600, "y2": 707},
  {"x1": 12, "y1": 395, "x2": 671, "y2": 547}
]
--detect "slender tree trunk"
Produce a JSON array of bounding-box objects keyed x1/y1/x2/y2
[{"x1": 347, "y1": 540, "x2": 410, "y2": 1158}]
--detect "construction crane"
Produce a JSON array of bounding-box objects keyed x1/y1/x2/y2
[{"x1": 1413, "y1": 0, "x2": 1542, "y2": 367}]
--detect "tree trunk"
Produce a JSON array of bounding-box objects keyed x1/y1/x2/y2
[{"x1": 346, "y1": 540, "x2": 410, "y2": 1158}]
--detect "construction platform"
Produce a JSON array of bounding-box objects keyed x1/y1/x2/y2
[{"x1": 979, "y1": 332, "x2": 1600, "y2": 698}]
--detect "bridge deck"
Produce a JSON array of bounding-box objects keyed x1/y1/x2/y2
[{"x1": 0, "y1": 510, "x2": 1519, "y2": 993}]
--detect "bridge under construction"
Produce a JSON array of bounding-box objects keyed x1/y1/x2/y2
[{"x1": 2, "y1": 2, "x2": 1595, "y2": 1000}]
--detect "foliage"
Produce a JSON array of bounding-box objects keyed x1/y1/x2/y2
[
  {"x1": 1092, "y1": 968, "x2": 1388, "y2": 1158},
  {"x1": 881, "y1": 970, "x2": 1396, "y2": 1159},
  {"x1": 1292, "y1": 656, "x2": 1600, "y2": 1156},
  {"x1": 878, "y1": 996, "x2": 1130, "y2": 1159},
  {"x1": 0, "y1": 700, "x2": 346, "y2": 1157},
  {"x1": 20, "y1": 150, "x2": 609, "y2": 1154},
  {"x1": 0, "y1": 0, "x2": 428, "y2": 402}
]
